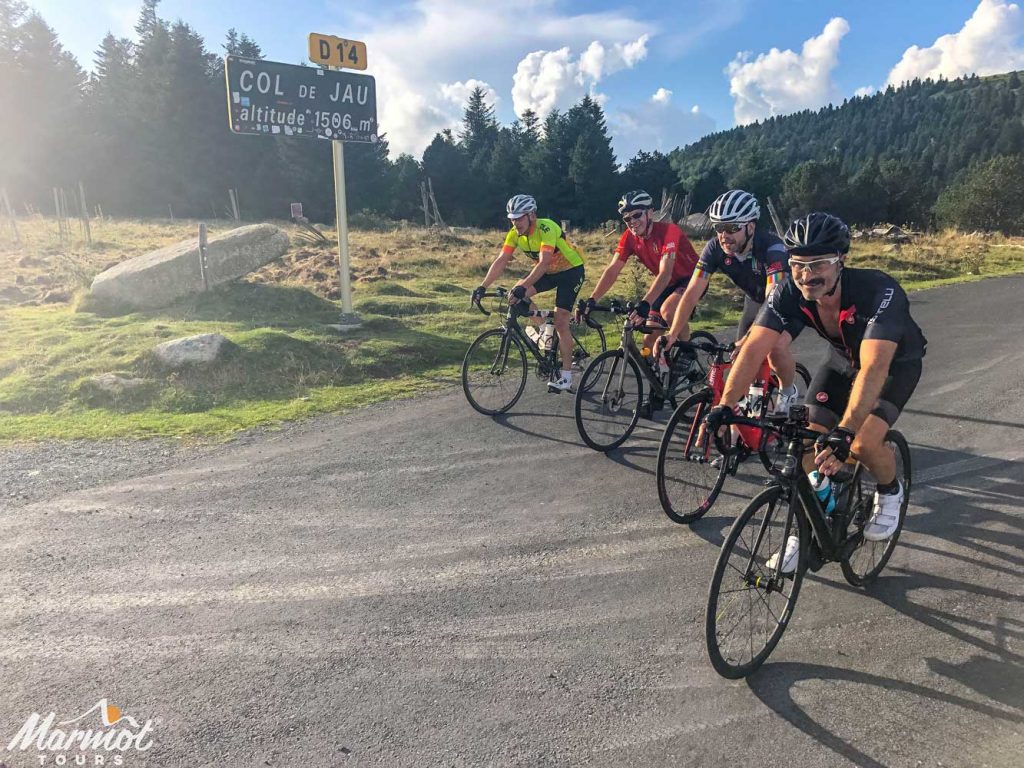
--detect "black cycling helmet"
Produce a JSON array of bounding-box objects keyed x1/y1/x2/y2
[
  {"x1": 618, "y1": 189, "x2": 654, "y2": 214},
  {"x1": 783, "y1": 212, "x2": 850, "y2": 256}
]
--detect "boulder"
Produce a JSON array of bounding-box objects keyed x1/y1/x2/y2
[
  {"x1": 89, "y1": 223, "x2": 289, "y2": 310},
  {"x1": 153, "y1": 333, "x2": 234, "y2": 368},
  {"x1": 86, "y1": 373, "x2": 151, "y2": 395}
]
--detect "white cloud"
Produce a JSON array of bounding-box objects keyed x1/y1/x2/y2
[
  {"x1": 439, "y1": 79, "x2": 500, "y2": 111},
  {"x1": 726, "y1": 17, "x2": 850, "y2": 125},
  {"x1": 854, "y1": 85, "x2": 876, "y2": 98},
  {"x1": 351, "y1": 0, "x2": 652, "y2": 156},
  {"x1": 511, "y1": 35, "x2": 650, "y2": 118},
  {"x1": 610, "y1": 98, "x2": 716, "y2": 161},
  {"x1": 886, "y1": 0, "x2": 1024, "y2": 87},
  {"x1": 651, "y1": 87, "x2": 672, "y2": 104}
]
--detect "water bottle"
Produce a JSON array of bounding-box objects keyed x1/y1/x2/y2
[
  {"x1": 539, "y1": 322, "x2": 555, "y2": 352},
  {"x1": 809, "y1": 470, "x2": 837, "y2": 516},
  {"x1": 657, "y1": 348, "x2": 671, "y2": 379},
  {"x1": 745, "y1": 381, "x2": 765, "y2": 414}
]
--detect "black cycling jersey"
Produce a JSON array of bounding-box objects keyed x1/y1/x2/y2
[
  {"x1": 696, "y1": 229, "x2": 789, "y2": 303},
  {"x1": 755, "y1": 267, "x2": 927, "y2": 368}
]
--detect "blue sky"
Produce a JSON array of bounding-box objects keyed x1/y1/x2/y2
[{"x1": 28, "y1": 0, "x2": 1024, "y2": 160}]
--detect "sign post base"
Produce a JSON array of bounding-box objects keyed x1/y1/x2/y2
[{"x1": 327, "y1": 313, "x2": 363, "y2": 332}]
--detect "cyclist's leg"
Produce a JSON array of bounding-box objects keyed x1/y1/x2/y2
[
  {"x1": 852, "y1": 359, "x2": 922, "y2": 484},
  {"x1": 551, "y1": 266, "x2": 585, "y2": 374},
  {"x1": 645, "y1": 279, "x2": 684, "y2": 349},
  {"x1": 803, "y1": 353, "x2": 850, "y2": 474}
]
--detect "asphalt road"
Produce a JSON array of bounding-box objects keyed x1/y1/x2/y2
[{"x1": 1, "y1": 276, "x2": 1022, "y2": 768}]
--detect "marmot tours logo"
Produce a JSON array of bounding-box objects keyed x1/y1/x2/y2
[{"x1": 6, "y1": 699, "x2": 156, "y2": 766}]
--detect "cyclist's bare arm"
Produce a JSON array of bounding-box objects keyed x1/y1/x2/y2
[
  {"x1": 642, "y1": 251, "x2": 676, "y2": 305},
  {"x1": 588, "y1": 254, "x2": 626, "y2": 301},
  {"x1": 839, "y1": 339, "x2": 897, "y2": 431},
  {"x1": 665, "y1": 272, "x2": 710, "y2": 342},
  {"x1": 481, "y1": 251, "x2": 513, "y2": 288},
  {"x1": 719, "y1": 325, "x2": 781, "y2": 407}
]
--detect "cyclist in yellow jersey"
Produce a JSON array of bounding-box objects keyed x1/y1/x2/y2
[{"x1": 472, "y1": 194, "x2": 586, "y2": 392}]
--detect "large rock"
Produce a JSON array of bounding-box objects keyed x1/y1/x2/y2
[
  {"x1": 90, "y1": 223, "x2": 289, "y2": 310},
  {"x1": 153, "y1": 333, "x2": 234, "y2": 368}
]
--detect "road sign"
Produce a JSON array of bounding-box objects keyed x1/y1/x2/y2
[
  {"x1": 224, "y1": 55, "x2": 377, "y2": 143},
  {"x1": 308, "y1": 33, "x2": 367, "y2": 71}
]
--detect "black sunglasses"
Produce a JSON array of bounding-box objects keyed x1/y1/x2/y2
[{"x1": 622, "y1": 210, "x2": 645, "y2": 222}]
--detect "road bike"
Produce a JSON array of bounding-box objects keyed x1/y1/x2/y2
[
  {"x1": 573, "y1": 300, "x2": 717, "y2": 452},
  {"x1": 704, "y1": 405, "x2": 911, "y2": 678},
  {"x1": 656, "y1": 339, "x2": 811, "y2": 524},
  {"x1": 462, "y1": 287, "x2": 607, "y2": 415}
]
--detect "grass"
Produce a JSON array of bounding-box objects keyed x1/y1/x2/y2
[{"x1": 1, "y1": 216, "x2": 1022, "y2": 440}]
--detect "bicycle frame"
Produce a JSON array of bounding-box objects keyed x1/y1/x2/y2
[
  {"x1": 732, "y1": 414, "x2": 866, "y2": 573},
  {"x1": 683, "y1": 341, "x2": 778, "y2": 461}
]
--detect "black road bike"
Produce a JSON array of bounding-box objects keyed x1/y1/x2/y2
[
  {"x1": 704, "y1": 405, "x2": 911, "y2": 679},
  {"x1": 462, "y1": 287, "x2": 607, "y2": 415},
  {"x1": 574, "y1": 300, "x2": 716, "y2": 452}
]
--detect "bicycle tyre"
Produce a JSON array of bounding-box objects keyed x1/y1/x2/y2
[
  {"x1": 706, "y1": 485, "x2": 809, "y2": 679},
  {"x1": 574, "y1": 349, "x2": 643, "y2": 452},
  {"x1": 571, "y1": 321, "x2": 607, "y2": 392},
  {"x1": 840, "y1": 430, "x2": 911, "y2": 587},
  {"x1": 656, "y1": 389, "x2": 729, "y2": 524},
  {"x1": 461, "y1": 329, "x2": 528, "y2": 415}
]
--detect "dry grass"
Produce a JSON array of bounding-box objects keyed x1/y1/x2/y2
[{"x1": 0, "y1": 215, "x2": 1022, "y2": 440}]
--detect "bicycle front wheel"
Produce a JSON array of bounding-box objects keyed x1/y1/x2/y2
[
  {"x1": 656, "y1": 389, "x2": 729, "y2": 524},
  {"x1": 574, "y1": 349, "x2": 643, "y2": 451},
  {"x1": 841, "y1": 430, "x2": 911, "y2": 586},
  {"x1": 570, "y1": 321, "x2": 607, "y2": 391},
  {"x1": 706, "y1": 485, "x2": 808, "y2": 679},
  {"x1": 461, "y1": 329, "x2": 528, "y2": 415}
]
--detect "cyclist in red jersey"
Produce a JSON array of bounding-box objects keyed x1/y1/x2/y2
[{"x1": 578, "y1": 190, "x2": 699, "y2": 351}]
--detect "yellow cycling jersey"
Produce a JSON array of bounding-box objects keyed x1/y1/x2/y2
[{"x1": 501, "y1": 218, "x2": 584, "y2": 274}]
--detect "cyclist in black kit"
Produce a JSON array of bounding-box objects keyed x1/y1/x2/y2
[
  {"x1": 659, "y1": 189, "x2": 799, "y2": 413},
  {"x1": 706, "y1": 212, "x2": 926, "y2": 571}
]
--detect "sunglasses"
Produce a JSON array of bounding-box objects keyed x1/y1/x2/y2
[
  {"x1": 622, "y1": 210, "x2": 646, "y2": 222},
  {"x1": 789, "y1": 255, "x2": 843, "y2": 273},
  {"x1": 713, "y1": 223, "x2": 743, "y2": 234}
]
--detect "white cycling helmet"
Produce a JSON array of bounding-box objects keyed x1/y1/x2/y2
[
  {"x1": 708, "y1": 189, "x2": 760, "y2": 224},
  {"x1": 506, "y1": 194, "x2": 538, "y2": 219},
  {"x1": 618, "y1": 189, "x2": 654, "y2": 214}
]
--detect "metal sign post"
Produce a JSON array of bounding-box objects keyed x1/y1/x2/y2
[{"x1": 332, "y1": 139, "x2": 356, "y2": 319}]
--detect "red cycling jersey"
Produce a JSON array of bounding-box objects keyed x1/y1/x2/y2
[{"x1": 615, "y1": 220, "x2": 699, "y2": 283}]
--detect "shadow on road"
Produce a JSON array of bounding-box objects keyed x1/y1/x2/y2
[
  {"x1": 746, "y1": 661, "x2": 1023, "y2": 768},
  {"x1": 747, "y1": 448, "x2": 1024, "y2": 766}
]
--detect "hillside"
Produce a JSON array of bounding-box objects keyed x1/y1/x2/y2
[{"x1": 670, "y1": 70, "x2": 1024, "y2": 226}]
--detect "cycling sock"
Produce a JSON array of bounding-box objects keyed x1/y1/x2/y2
[
  {"x1": 876, "y1": 477, "x2": 900, "y2": 495},
  {"x1": 561, "y1": 370, "x2": 572, "y2": 380}
]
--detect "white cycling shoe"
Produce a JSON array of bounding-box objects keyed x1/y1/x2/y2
[
  {"x1": 765, "y1": 535, "x2": 800, "y2": 574},
  {"x1": 774, "y1": 383, "x2": 800, "y2": 414},
  {"x1": 864, "y1": 481, "x2": 904, "y2": 541},
  {"x1": 547, "y1": 374, "x2": 573, "y2": 393}
]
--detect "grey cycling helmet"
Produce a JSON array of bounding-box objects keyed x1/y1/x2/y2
[
  {"x1": 708, "y1": 189, "x2": 760, "y2": 224},
  {"x1": 506, "y1": 194, "x2": 537, "y2": 219},
  {"x1": 783, "y1": 212, "x2": 850, "y2": 256},
  {"x1": 618, "y1": 189, "x2": 654, "y2": 214}
]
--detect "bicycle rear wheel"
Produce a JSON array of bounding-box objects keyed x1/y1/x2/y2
[
  {"x1": 656, "y1": 389, "x2": 729, "y2": 524},
  {"x1": 574, "y1": 349, "x2": 643, "y2": 451},
  {"x1": 461, "y1": 329, "x2": 528, "y2": 415},
  {"x1": 840, "y1": 430, "x2": 911, "y2": 586},
  {"x1": 570, "y1": 320, "x2": 607, "y2": 391},
  {"x1": 706, "y1": 485, "x2": 808, "y2": 679}
]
